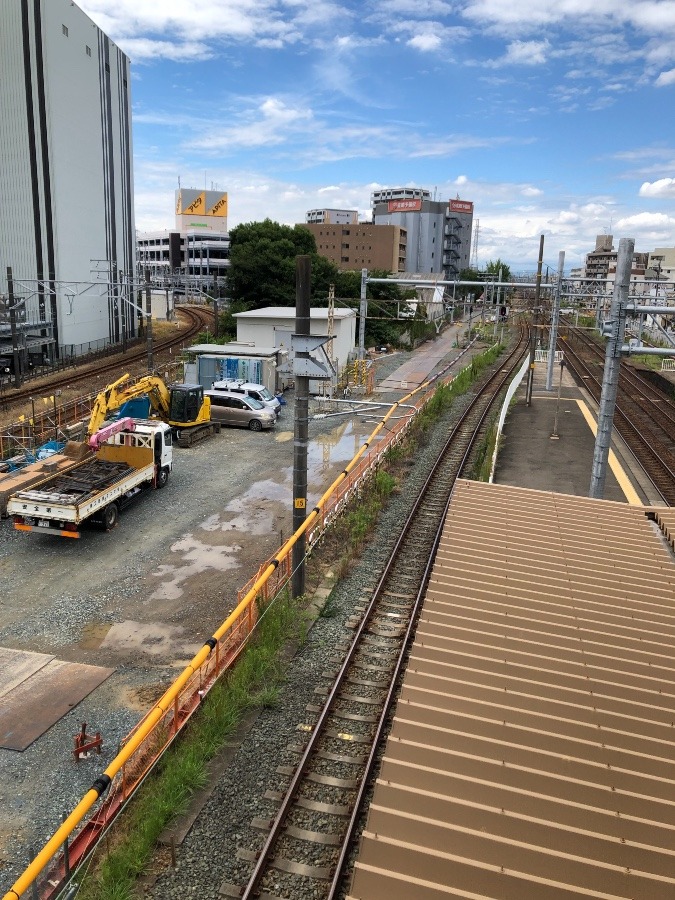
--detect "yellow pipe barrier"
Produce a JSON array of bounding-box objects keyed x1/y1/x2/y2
[{"x1": 3, "y1": 372, "x2": 441, "y2": 900}]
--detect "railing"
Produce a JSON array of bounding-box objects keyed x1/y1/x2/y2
[{"x1": 2, "y1": 365, "x2": 451, "y2": 900}]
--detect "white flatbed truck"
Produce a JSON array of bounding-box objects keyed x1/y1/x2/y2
[{"x1": 7, "y1": 420, "x2": 172, "y2": 538}]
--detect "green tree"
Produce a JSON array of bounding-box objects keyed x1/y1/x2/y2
[
  {"x1": 485, "y1": 259, "x2": 512, "y2": 282},
  {"x1": 228, "y1": 219, "x2": 339, "y2": 307},
  {"x1": 457, "y1": 267, "x2": 483, "y2": 301}
]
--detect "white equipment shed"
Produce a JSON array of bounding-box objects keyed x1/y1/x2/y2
[{"x1": 233, "y1": 307, "x2": 357, "y2": 387}]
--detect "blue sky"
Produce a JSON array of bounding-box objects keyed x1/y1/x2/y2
[{"x1": 79, "y1": 0, "x2": 675, "y2": 272}]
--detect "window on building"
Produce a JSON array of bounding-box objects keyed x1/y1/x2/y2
[
  {"x1": 341, "y1": 256, "x2": 349, "y2": 263},
  {"x1": 86, "y1": 45, "x2": 91, "y2": 56},
  {"x1": 62, "y1": 24, "x2": 69, "y2": 36}
]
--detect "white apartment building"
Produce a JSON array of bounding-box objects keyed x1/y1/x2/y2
[
  {"x1": 306, "y1": 209, "x2": 359, "y2": 225},
  {"x1": 0, "y1": 0, "x2": 135, "y2": 355}
]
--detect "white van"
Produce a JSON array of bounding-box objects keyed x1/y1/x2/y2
[{"x1": 211, "y1": 380, "x2": 281, "y2": 417}]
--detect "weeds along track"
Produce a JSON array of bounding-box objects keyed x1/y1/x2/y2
[
  {"x1": 220, "y1": 330, "x2": 529, "y2": 900},
  {"x1": 560, "y1": 322, "x2": 675, "y2": 505},
  {"x1": 0, "y1": 304, "x2": 210, "y2": 413}
]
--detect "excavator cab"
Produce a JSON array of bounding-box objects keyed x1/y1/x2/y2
[{"x1": 168, "y1": 383, "x2": 205, "y2": 424}]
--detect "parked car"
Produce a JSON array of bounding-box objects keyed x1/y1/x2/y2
[
  {"x1": 211, "y1": 380, "x2": 282, "y2": 417},
  {"x1": 205, "y1": 391, "x2": 276, "y2": 431}
]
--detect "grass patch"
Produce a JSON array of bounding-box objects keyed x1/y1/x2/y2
[
  {"x1": 78, "y1": 591, "x2": 302, "y2": 900},
  {"x1": 470, "y1": 420, "x2": 499, "y2": 482}
]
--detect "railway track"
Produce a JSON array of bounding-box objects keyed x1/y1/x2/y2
[
  {"x1": 0, "y1": 304, "x2": 211, "y2": 412},
  {"x1": 559, "y1": 323, "x2": 675, "y2": 505},
  {"x1": 219, "y1": 330, "x2": 529, "y2": 900}
]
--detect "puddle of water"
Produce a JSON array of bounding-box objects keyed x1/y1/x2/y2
[
  {"x1": 146, "y1": 418, "x2": 381, "y2": 601},
  {"x1": 148, "y1": 534, "x2": 242, "y2": 601},
  {"x1": 102, "y1": 619, "x2": 201, "y2": 657},
  {"x1": 78, "y1": 622, "x2": 112, "y2": 650}
]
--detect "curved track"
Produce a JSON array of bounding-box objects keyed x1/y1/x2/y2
[
  {"x1": 218, "y1": 330, "x2": 529, "y2": 900},
  {"x1": 559, "y1": 323, "x2": 675, "y2": 505},
  {"x1": 0, "y1": 305, "x2": 211, "y2": 411}
]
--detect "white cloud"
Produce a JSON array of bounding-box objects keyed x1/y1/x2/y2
[
  {"x1": 521, "y1": 186, "x2": 543, "y2": 197},
  {"x1": 119, "y1": 38, "x2": 212, "y2": 61},
  {"x1": 502, "y1": 39, "x2": 550, "y2": 66},
  {"x1": 186, "y1": 97, "x2": 314, "y2": 153},
  {"x1": 616, "y1": 211, "x2": 675, "y2": 229},
  {"x1": 655, "y1": 68, "x2": 675, "y2": 86},
  {"x1": 639, "y1": 177, "x2": 675, "y2": 197},
  {"x1": 408, "y1": 33, "x2": 443, "y2": 51}
]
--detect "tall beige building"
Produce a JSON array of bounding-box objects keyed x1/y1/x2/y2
[{"x1": 304, "y1": 223, "x2": 406, "y2": 272}]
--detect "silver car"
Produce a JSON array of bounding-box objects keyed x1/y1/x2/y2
[{"x1": 205, "y1": 391, "x2": 276, "y2": 431}]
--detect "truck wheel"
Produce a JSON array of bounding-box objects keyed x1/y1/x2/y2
[
  {"x1": 103, "y1": 503, "x2": 119, "y2": 531},
  {"x1": 156, "y1": 466, "x2": 169, "y2": 488},
  {"x1": 248, "y1": 419, "x2": 263, "y2": 432}
]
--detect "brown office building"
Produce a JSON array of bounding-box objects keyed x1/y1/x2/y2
[{"x1": 303, "y1": 223, "x2": 407, "y2": 272}]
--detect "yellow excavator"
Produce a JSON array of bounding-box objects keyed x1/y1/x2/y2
[{"x1": 87, "y1": 373, "x2": 220, "y2": 448}]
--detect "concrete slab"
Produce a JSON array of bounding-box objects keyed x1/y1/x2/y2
[
  {"x1": 376, "y1": 325, "x2": 464, "y2": 392},
  {"x1": 0, "y1": 659, "x2": 114, "y2": 751},
  {"x1": 0, "y1": 648, "x2": 54, "y2": 699}
]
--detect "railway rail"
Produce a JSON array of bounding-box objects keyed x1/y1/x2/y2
[
  {"x1": 219, "y1": 329, "x2": 529, "y2": 900},
  {"x1": 0, "y1": 304, "x2": 211, "y2": 412},
  {"x1": 559, "y1": 323, "x2": 675, "y2": 505}
]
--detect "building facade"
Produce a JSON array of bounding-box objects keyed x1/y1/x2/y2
[
  {"x1": 0, "y1": 0, "x2": 135, "y2": 355},
  {"x1": 304, "y1": 223, "x2": 406, "y2": 272},
  {"x1": 371, "y1": 189, "x2": 473, "y2": 279},
  {"x1": 306, "y1": 209, "x2": 358, "y2": 225},
  {"x1": 136, "y1": 231, "x2": 230, "y2": 290},
  {"x1": 176, "y1": 189, "x2": 228, "y2": 233}
]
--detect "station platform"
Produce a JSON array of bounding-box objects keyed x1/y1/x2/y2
[
  {"x1": 375, "y1": 330, "x2": 661, "y2": 507},
  {"x1": 492, "y1": 362, "x2": 659, "y2": 505}
]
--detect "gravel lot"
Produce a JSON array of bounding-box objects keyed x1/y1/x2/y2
[{"x1": 0, "y1": 344, "x2": 444, "y2": 892}]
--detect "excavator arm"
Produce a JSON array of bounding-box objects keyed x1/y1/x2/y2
[{"x1": 87, "y1": 373, "x2": 172, "y2": 436}]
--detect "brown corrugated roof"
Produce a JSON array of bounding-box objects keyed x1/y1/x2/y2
[{"x1": 348, "y1": 479, "x2": 675, "y2": 900}]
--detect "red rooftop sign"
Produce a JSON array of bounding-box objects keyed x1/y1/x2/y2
[
  {"x1": 388, "y1": 199, "x2": 422, "y2": 212},
  {"x1": 449, "y1": 199, "x2": 474, "y2": 213}
]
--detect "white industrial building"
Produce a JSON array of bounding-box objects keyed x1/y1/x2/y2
[
  {"x1": 371, "y1": 188, "x2": 473, "y2": 280},
  {"x1": 234, "y1": 307, "x2": 357, "y2": 392},
  {"x1": 0, "y1": 0, "x2": 135, "y2": 356}
]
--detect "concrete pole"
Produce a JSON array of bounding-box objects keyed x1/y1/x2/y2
[
  {"x1": 292, "y1": 255, "x2": 311, "y2": 599},
  {"x1": 145, "y1": 269, "x2": 154, "y2": 371},
  {"x1": 546, "y1": 251, "x2": 565, "y2": 391},
  {"x1": 7, "y1": 267, "x2": 22, "y2": 389},
  {"x1": 358, "y1": 268, "x2": 368, "y2": 359},
  {"x1": 589, "y1": 238, "x2": 634, "y2": 500},
  {"x1": 525, "y1": 235, "x2": 545, "y2": 406}
]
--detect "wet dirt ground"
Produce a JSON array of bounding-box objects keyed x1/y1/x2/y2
[{"x1": 0, "y1": 390, "x2": 392, "y2": 876}]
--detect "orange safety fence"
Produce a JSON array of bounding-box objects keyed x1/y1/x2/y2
[{"x1": 2, "y1": 370, "x2": 446, "y2": 900}]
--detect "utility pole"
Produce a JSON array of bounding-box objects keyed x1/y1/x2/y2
[
  {"x1": 7, "y1": 267, "x2": 22, "y2": 389},
  {"x1": 358, "y1": 268, "x2": 368, "y2": 359},
  {"x1": 292, "y1": 255, "x2": 311, "y2": 599},
  {"x1": 525, "y1": 235, "x2": 545, "y2": 406},
  {"x1": 546, "y1": 251, "x2": 565, "y2": 391},
  {"x1": 589, "y1": 238, "x2": 634, "y2": 499},
  {"x1": 145, "y1": 269, "x2": 154, "y2": 371}
]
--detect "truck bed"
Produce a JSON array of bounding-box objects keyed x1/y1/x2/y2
[{"x1": 13, "y1": 458, "x2": 133, "y2": 506}]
